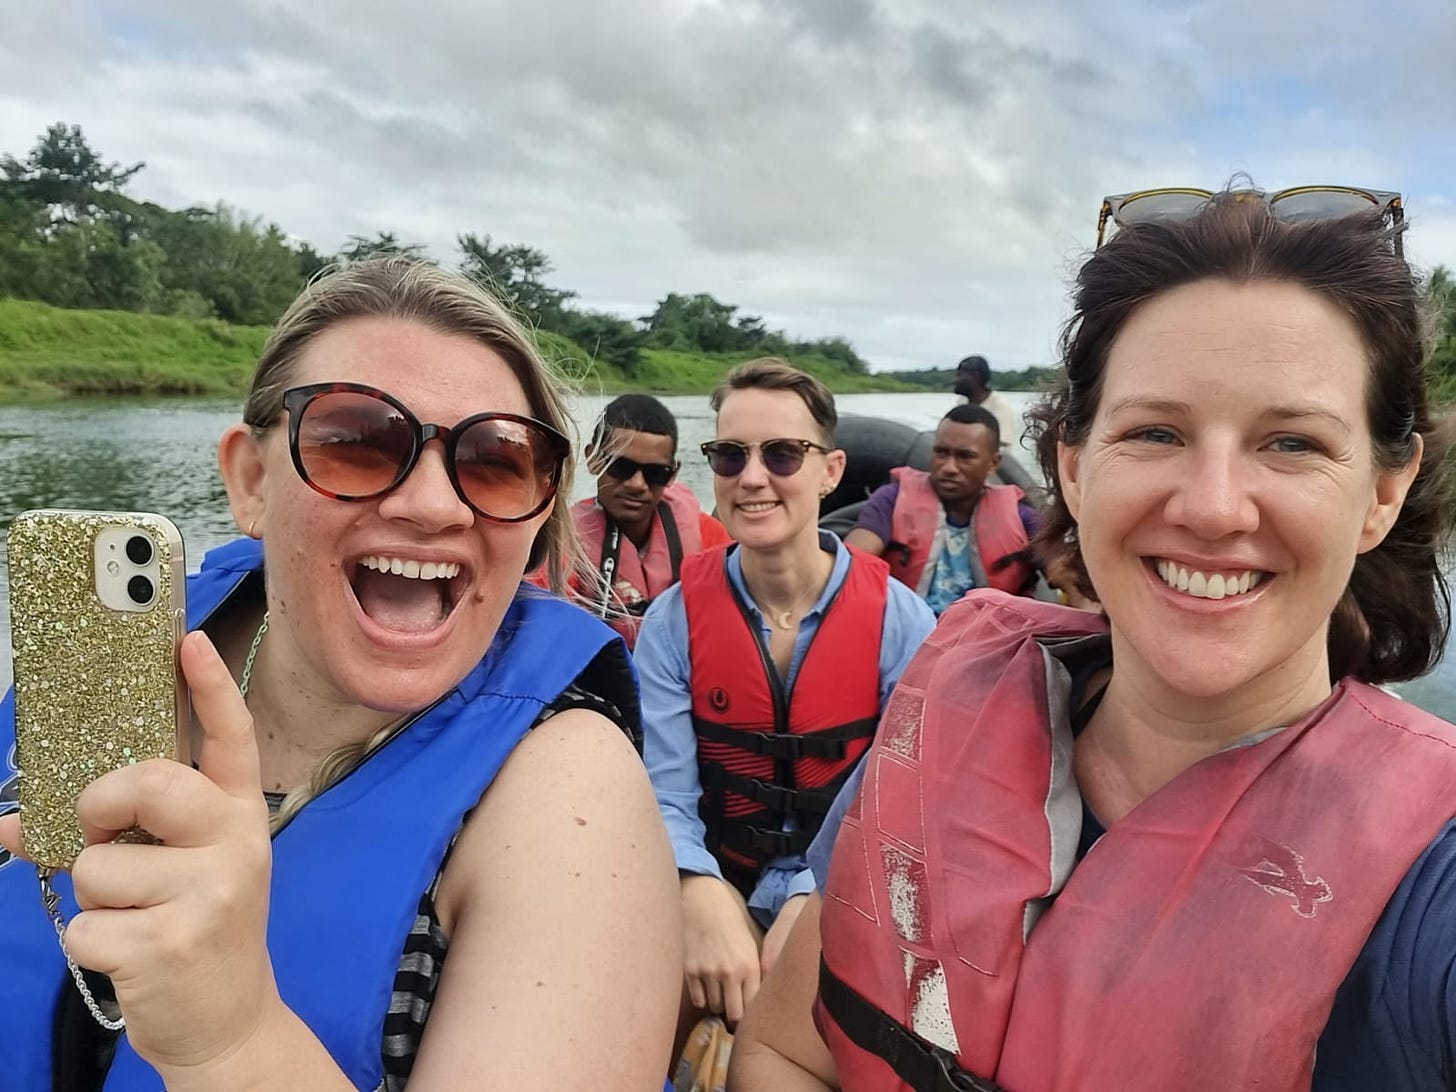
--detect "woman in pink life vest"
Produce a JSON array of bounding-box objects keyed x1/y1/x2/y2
[{"x1": 728, "y1": 188, "x2": 1456, "y2": 1091}]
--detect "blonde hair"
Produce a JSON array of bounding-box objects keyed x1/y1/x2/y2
[
  {"x1": 243, "y1": 257, "x2": 589, "y2": 824},
  {"x1": 244, "y1": 256, "x2": 581, "y2": 589},
  {"x1": 268, "y1": 720, "x2": 401, "y2": 833}
]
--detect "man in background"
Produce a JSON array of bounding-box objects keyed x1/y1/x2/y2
[
  {"x1": 844, "y1": 404, "x2": 1037, "y2": 614},
  {"x1": 953, "y1": 353, "x2": 1020, "y2": 449},
  {"x1": 569, "y1": 394, "x2": 732, "y2": 649}
]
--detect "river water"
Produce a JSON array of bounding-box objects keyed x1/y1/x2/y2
[{"x1": 1, "y1": 391, "x2": 1452, "y2": 719}]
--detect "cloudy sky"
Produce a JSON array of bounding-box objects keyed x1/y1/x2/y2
[{"x1": 2, "y1": 0, "x2": 1453, "y2": 372}]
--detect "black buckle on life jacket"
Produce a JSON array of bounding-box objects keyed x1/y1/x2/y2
[
  {"x1": 742, "y1": 826, "x2": 814, "y2": 858},
  {"x1": 929, "y1": 1044, "x2": 997, "y2": 1092},
  {"x1": 740, "y1": 777, "x2": 798, "y2": 812}
]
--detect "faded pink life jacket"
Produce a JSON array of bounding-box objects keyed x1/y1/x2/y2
[
  {"x1": 571, "y1": 481, "x2": 705, "y2": 648},
  {"x1": 817, "y1": 590, "x2": 1456, "y2": 1092},
  {"x1": 886, "y1": 468, "x2": 1032, "y2": 598}
]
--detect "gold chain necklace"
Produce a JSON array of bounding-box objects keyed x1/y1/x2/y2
[{"x1": 752, "y1": 583, "x2": 819, "y2": 631}]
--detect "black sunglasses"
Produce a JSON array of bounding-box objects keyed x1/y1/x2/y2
[
  {"x1": 601, "y1": 455, "x2": 679, "y2": 489},
  {"x1": 281, "y1": 382, "x2": 570, "y2": 523},
  {"x1": 700, "y1": 438, "x2": 830, "y2": 478},
  {"x1": 1097, "y1": 185, "x2": 1404, "y2": 255}
]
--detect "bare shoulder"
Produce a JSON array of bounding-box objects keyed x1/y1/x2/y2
[
  {"x1": 435, "y1": 707, "x2": 667, "y2": 929},
  {"x1": 411, "y1": 708, "x2": 681, "y2": 1087}
]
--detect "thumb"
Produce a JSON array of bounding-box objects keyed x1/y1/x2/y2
[
  {"x1": 0, "y1": 813, "x2": 23, "y2": 860},
  {"x1": 180, "y1": 630, "x2": 263, "y2": 800}
]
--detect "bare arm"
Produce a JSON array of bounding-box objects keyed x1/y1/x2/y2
[
  {"x1": 842, "y1": 528, "x2": 887, "y2": 556},
  {"x1": 728, "y1": 893, "x2": 839, "y2": 1091},
  {"x1": 410, "y1": 708, "x2": 682, "y2": 1089}
]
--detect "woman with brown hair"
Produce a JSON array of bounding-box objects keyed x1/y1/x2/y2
[{"x1": 730, "y1": 188, "x2": 1456, "y2": 1091}]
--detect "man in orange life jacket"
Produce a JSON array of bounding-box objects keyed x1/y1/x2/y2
[
  {"x1": 844, "y1": 403, "x2": 1037, "y2": 614},
  {"x1": 570, "y1": 395, "x2": 732, "y2": 649}
]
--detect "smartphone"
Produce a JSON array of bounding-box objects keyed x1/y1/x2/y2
[{"x1": 6, "y1": 510, "x2": 188, "y2": 870}]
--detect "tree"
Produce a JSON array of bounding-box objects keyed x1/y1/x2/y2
[
  {"x1": 151, "y1": 204, "x2": 306, "y2": 324},
  {"x1": 457, "y1": 233, "x2": 576, "y2": 325},
  {"x1": 337, "y1": 231, "x2": 428, "y2": 263},
  {"x1": 552, "y1": 308, "x2": 643, "y2": 373},
  {"x1": 1429, "y1": 265, "x2": 1456, "y2": 403},
  {"x1": 1, "y1": 122, "x2": 144, "y2": 206},
  {"x1": 641, "y1": 292, "x2": 753, "y2": 353}
]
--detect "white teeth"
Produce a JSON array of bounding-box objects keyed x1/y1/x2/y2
[
  {"x1": 740, "y1": 502, "x2": 777, "y2": 512},
  {"x1": 360, "y1": 555, "x2": 460, "y2": 581},
  {"x1": 1155, "y1": 560, "x2": 1263, "y2": 600}
]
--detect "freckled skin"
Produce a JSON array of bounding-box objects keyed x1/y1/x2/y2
[{"x1": 1059, "y1": 277, "x2": 1418, "y2": 722}]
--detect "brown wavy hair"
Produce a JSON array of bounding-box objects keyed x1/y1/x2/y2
[{"x1": 1027, "y1": 193, "x2": 1455, "y2": 684}]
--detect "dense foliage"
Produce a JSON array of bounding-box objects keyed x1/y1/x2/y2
[{"x1": 0, "y1": 124, "x2": 875, "y2": 382}]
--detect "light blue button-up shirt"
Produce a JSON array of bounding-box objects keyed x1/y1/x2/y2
[{"x1": 636, "y1": 531, "x2": 936, "y2": 925}]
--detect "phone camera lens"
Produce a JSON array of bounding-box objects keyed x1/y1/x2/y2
[
  {"x1": 127, "y1": 574, "x2": 155, "y2": 605},
  {"x1": 125, "y1": 535, "x2": 154, "y2": 566}
]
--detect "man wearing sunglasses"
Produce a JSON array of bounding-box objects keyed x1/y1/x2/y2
[
  {"x1": 844, "y1": 404, "x2": 1038, "y2": 613},
  {"x1": 570, "y1": 395, "x2": 731, "y2": 649},
  {"x1": 952, "y1": 354, "x2": 1021, "y2": 450}
]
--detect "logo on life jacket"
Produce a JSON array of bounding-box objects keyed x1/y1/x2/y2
[
  {"x1": 708, "y1": 687, "x2": 731, "y2": 713},
  {"x1": 1238, "y1": 838, "x2": 1332, "y2": 918}
]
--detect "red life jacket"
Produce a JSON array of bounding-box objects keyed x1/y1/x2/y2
[
  {"x1": 571, "y1": 481, "x2": 705, "y2": 649},
  {"x1": 682, "y1": 546, "x2": 888, "y2": 896},
  {"x1": 817, "y1": 590, "x2": 1456, "y2": 1092},
  {"x1": 886, "y1": 468, "x2": 1033, "y2": 598}
]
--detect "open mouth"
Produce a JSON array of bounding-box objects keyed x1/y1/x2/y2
[
  {"x1": 738, "y1": 501, "x2": 780, "y2": 514},
  {"x1": 348, "y1": 553, "x2": 468, "y2": 635},
  {"x1": 1153, "y1": 558, "x2": 1268, "y2": 601}
]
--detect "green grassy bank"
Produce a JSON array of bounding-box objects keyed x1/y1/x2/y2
[{"x1": 0, "y1": 299, "x2": 916, "y2": 402}]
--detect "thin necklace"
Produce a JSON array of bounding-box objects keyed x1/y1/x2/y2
[
  {"x1": 753, "y1": 582, "x2": 819, "y2": 631},
  {"x1": 240, "y1": 610, "x2": 269, "y2": 698}
]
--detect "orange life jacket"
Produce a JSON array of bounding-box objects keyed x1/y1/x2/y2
[
  {"x1": 681, "y1": 546, "x2": 887, "y2": 896},
  {"x1": 817, "y1": 590, "x2": 1456, "y2": 1092},
  {"x1": 572, "y1": 481, "x2": 705, "y2": 649},
  {"x1": 886, "y1": 468, "x2": 1033, "y2": 598}
]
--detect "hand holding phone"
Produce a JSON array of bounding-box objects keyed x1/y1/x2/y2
[{"x1": 6, "y1": 510, "x2": 188, "y2": 870}]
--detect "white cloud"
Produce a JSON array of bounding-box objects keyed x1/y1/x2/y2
[{"x1": 0, "y1": 0, "x2": 1451, "y2": 373}]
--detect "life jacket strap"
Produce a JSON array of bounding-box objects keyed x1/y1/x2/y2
[
  {"x1": 692, "y1": 715, "x2": 876, "y2": 760},
  {"x1": 716, "y1": 771, "x2": 840, "y2": 816},
  {"x1": 818, "y1": 960, "x2": 1003, "y2": 1092}
]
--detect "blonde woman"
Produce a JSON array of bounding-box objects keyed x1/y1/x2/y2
[{"x1": 0, "y1": 259, "x2": 680, "y2": 1091}]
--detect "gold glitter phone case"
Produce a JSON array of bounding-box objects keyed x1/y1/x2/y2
[{"x1": 7, "y1": 510, "x2": 188, "y2": 870}]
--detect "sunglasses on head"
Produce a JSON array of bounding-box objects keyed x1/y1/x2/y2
[
  {"x1": 280, "y1": 382, "x2": 570, "y2": 523},
  {"x1": 601, "y1": 455, "x2": 679, "y2": 489},
  {"x1": 700, "y1": 438, "x2": 830, "y2": 478},
  {"x1": 1096, "y1": 185, "x2": 1404, "y2": 255}
]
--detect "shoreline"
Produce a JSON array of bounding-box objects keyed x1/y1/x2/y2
[{"x1": 0, "y1": 297, "x2": 926, "y2": 404}]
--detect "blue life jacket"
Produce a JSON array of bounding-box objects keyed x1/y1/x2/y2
[{"x1": 0, "y1": 537, "x2": 628, "y2": 1090}]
